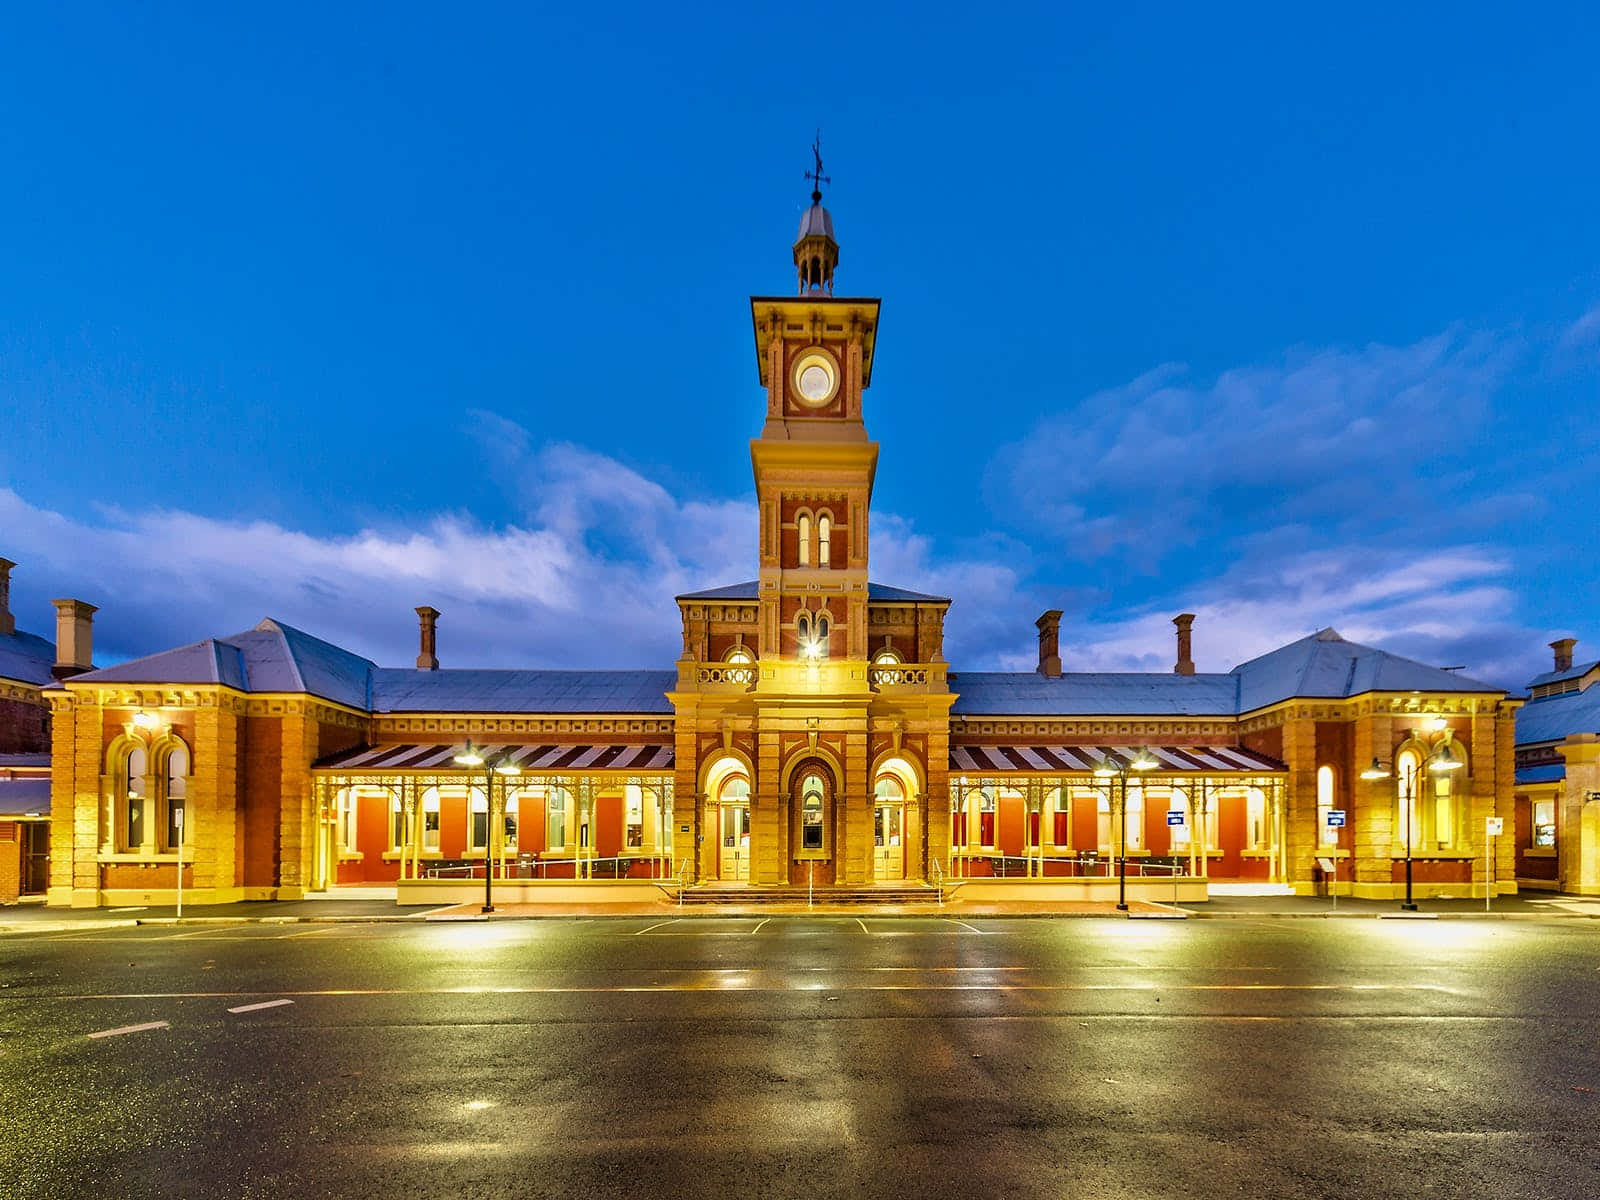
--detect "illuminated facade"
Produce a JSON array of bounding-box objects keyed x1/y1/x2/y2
[{"x1": 28, "y1": 183, "x2": 1536, "y2": 908}]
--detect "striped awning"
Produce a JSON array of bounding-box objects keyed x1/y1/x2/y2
[
  {"x1": 949, "y1": 744, "x2": 1285, "y2": 774},
  {"x1": 314, "y1": 742, "x2": 674, "y2": 773}
]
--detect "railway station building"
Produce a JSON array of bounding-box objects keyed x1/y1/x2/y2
[{"x1": 8, "y1": 182, "x2": 1582, "y2": 909}]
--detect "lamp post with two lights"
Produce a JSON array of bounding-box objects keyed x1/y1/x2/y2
[
  {"x1": 1095, "y1": 748, "x2": 1159, "y2": 911},
  {"x1": 454, "y1": 741, "x2": 522, "y2": 914}
]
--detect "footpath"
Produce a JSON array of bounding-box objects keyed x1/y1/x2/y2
[{"x1": 2, "y1": 890, "x2": 1598, "y2": 932}]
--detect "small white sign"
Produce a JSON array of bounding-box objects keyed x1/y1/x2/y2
[
  {"x1": 1486, "y1": 816, "x2": 1504, "y2": 836},
  {"x1": 1326, "y1": 810, "x2": 1346, "y2": 828}
]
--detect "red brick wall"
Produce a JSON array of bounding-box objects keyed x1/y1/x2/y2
[
  {"x1": 240, "y1": 716, "x2": 282, "y2": 889},
  {"x1": 0, "y1": 697, "x2": 49, "y2": 754}
]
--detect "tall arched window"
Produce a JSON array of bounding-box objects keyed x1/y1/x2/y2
[
  {"x1": 797, "y1": 612, "x2": 812, "y2": 656},
  {"x1": 420, "y1": 788, "x2": 442, "y2": 852},
  {"x1": 1244, "y1": 787, "x2": 1268, "y2": 850},
  {"x1": 815, "y1": 613, "x2": 830, "y2": 660},
  {"x1": 124, "y1": 744, "x2": 149, "y2": 851},
  {"x1": 1317, "y1": 767, "x2": 1336, "y2": 847},
  {"x1": 163, "y1": 741, "x2": 190, "y2": 851},
  {"x1": 1395, "y1": 748, "x2": 1421, "y2": 856},
  {"x1": 469, "y1": 787, "x2": 490, "y2": 853},
  {"x1": 817, "y1": 513, "x2": 832, "y2": 567},
  {"x1": 797, "y1": 514, "x2": 812, "y2": 566}
]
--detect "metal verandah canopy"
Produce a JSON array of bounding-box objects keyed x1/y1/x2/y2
[
  {"x1": 312, "y1": 742, "x2": 674, "y2": 773},
  {"x1": 949, "y1": 744, "x2": 1286, "y2": 775}
]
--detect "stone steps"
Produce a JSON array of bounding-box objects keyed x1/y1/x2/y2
[{"x1": 678, "y1": 884, "x2": 942, "y2": 906}]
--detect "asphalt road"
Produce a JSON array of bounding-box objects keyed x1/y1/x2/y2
[{"x1": 2, "y1": 915, "x2": 1598, "y2": 1199}]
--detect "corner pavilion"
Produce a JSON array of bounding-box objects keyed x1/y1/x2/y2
[{"x1": 31, "y1": 181, "x2": 1529, "y2": 909}]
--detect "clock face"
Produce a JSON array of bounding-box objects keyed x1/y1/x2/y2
[{"x1": 791, "y1": 348, "x2": 839, "y2": 408}]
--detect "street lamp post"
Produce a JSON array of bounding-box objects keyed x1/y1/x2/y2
[
  {"x1": 1362, "y1": 732, "x2": 1461, "y2": 912},
  {"x1": 454, "y1": 740, "x2": 522, "y2": 914},
  {"x1": 1096, "y1": 748, "x2": 1158, "y2": 912}
]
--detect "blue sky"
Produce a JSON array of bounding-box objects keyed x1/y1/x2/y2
[{"x1": 2, "y1": 3, "x2": 1597, "y2": 687}]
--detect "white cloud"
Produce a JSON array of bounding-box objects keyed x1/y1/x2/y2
[{"x1": 992, "y1": 329, "x2": 1515, "y2": 561}]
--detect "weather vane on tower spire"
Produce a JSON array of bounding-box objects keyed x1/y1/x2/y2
[{"x1": 805, "y1": 132, "x2": 830, "y2": 203}]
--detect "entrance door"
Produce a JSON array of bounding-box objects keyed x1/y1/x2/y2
[
  {"x1": 874, "y1": 804, "x2": 904, "y2": 880},
  {"x1": 21, "y1": 823, "x2": 49, "y2": 895},
  {"x1": 719, "y1": 804, "x2": 750, "y2": 881}
]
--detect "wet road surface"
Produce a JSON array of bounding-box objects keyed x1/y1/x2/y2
[{"x1": 2, "y1": 915, "x2": 1598, "y2": 1198}]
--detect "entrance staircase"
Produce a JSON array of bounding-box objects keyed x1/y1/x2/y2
[{"x1": 677, "y1": 883, "x2": 943, "y2": 907}]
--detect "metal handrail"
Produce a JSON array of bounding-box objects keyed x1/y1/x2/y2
[
  {"x1": 929, "y1": 858, "x2": 945, "y2": 906},
  {"x1": 422, "y1": 853, "x2": 666, "y2": 881},
  {"x1": 675, "y1": 855, "x2": 694, "y2": 909}
]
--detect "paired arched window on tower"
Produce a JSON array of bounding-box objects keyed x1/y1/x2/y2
[
  {"x1": 794, "y1": 509, "x2": 835, "y2": 568},
  {"x1": 797, "y1": 611, "x2": 831, "y2": 661},
  {"x1": 111, "y1": 734, "x2": 191, "y2": 853}
]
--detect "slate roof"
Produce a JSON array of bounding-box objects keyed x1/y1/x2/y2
[
  {"x1": 951, "y1": 672, "x2": 1239, "y2": 717},
  {"x1": 370, "y1": 669, "x2": 675, "y2": 715},
  {"x1": 1515, "y1": 685, "x2": 1600, "y2": 747},
  {"x1": 0, "y1": 777, "x2": 50, "y2": 816},
  {"x1": 71, "y1": 619, "x2": 375, "y2": 710},
  {"x1": 1515, "y1": 763, "x2": 1567, "y2": 786},
  {"x1": 0, "y1": 628, "x2": 55, "y2": 687},
  {"x1": 1528, "y1": 659, "x2": 1599, "y2": 688},
  {"x1": 675, "y1": 580, "x2": 949, "y2": 603},
  {"x1": 952, "y1": 629, "x2": 1503, "y2": 718},
  {"x1": 1230, "y1": 628, "x2": 1499, "y2": 713}
]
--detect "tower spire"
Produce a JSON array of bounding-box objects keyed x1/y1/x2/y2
[{"x1": 794, "y1": 134, "x2": 838, "y2": 295}]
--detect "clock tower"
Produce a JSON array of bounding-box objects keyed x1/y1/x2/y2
[{"x1": 748, "y1": 160, "x2": 881, "y2": 663}]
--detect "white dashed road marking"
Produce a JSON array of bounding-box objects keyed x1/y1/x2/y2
[
  {"x1": 227, "y1": 999, "x2": 295, "y2": 1014},
  {"x1": 88, "y1": 1021, "x2": 169, "y2": 1039}
]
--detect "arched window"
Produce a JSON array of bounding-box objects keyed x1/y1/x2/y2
[
  {"x1": 1317, "y1": 767, "x2": 1336, "y2": 847},
  {"x1": 719, "y1": 775, "x2": 750, "y2": 804},
  {"x1": 874, "y1": 775, "x2": 904, "y2": 803},
  {"x1": 797, "y1": 612, "x2": 812, "y2": 656},
  {"x1": 799, "y1": 773, "x2": 825, "y2": 850},
  {"x1": 817, "y1": 513, "x2": 832, "y2": 567},
  {"x1": 1395, "y1": 748, "x2": 1422, "y2": 856},
  {"x1": 873, "y1": 646, "x2": 901, "y2": 665},
  {"x1": 163, "y1": 741, "x2": 190, "y2": 851},
  {"x1": 725, "y1": 645, "x2": 753, "y2": 665},
  {"x1": 124, "y1": 744, "x2": 149, "y2": 851},
  {"x1": 798, "y1": 514, "x2": 812, "y2": 566},
  {"x1": 815, "y1": 613, "x2": 830, "y2": 660},
  {"x1": 964, "y1": 787, "x2": 996, "y2": 850}
]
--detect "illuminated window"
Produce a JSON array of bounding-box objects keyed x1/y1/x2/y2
[
  {"x1": 547, "y1": 787, "x2": 570, "y2": 851},
  {"x1": 422, "y1": 788, "x2": 442, "y2": 851},
  {"x1": 390, "y1": 795, "x2": 406, "y2": 850},
  {"x1": 1317, "y1": 767, "x2": 1337, "y2": 847},
  {"x1": 1046, "y1": 786, "x2": 1068, "y2": 846},
  {"x1": 815, "y1": 614, "x2": 830, "y2": 660},
  {"x1": 725, "y1": 645, "x2": 753, "y2": 665},
  {"x1": 817, "y1": 513, "x2": 832, "y2": 567},
  {"x1": 469, "y1": 788, "x2": 490, "y2": 852},
  {"x1": 337, "y1": 789, "x2": 358, "y2": 851},
  {"x1": 801, "y1": 773, "x2": 825, "y2": 850},
  {"x1": 1096, "y1": 792, "x2": 1112, "y2": 853},
  {"x1": 163, "y1": 741, "x2": 190, "y2": 850},
  {"x1": 1124, "y1": 785, "x2": 1145, "y2": 851},
  {"x1": 625, "y1": 785, "x2": 645, "y2": 849},
  {"x1": 1431, "y1": 772, "x2": 1455, "y2": 851},
  {"x1": 1533, "y1": 798, "x2": 1556, "y2": 847},
  {"x1": 798, "y1": 514, "x2": 812, "y2": 566},
  {"x1": 1244, "y1": 788, "x2": 1268, "y2": 850},
  {"x1": 503, "y1": 792, "x2": 519, "y2": 851},
  {"x1": 873, "y1": 647, "x2": 901, "y2": 665},
  {"x1": 124, "y1": 744, "x2": 148, "y2": 850},
  {"x1": 1395, "y1": 750, "x2": 1421, "y2": 854}
]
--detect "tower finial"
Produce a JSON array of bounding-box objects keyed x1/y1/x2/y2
[{"x1": 804, "y1": 131, "x2": 830, "y2": 204}]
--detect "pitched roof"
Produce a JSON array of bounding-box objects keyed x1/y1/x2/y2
[
  {"x1": 370, "y1": 669, "x2": 675, "y2": 714},
  {"x1": 950, "y1": 672, "x2": 1239, "y2": 716},
  {"x1": 71, "y1": 619, "x2": 375, "y2": 710},
  {"x1": 0, "y1": 628, "x2": 55, "y2": 687},
  {"x1": 675, "y1": 580, "x2": 949, "y2": 603},
  {"x1": 1229, "y1": 628, "x2": 1500, "y2": 713},
  {"x1": 1528, "y1": 659, "x2": 1600, "y2": 688},
  {"x1": 1515, "y1": 763, "x2": 1566, "y2": 786},
  {"x1": 1515, "y1": 684, "x2": 1600, "y2": 747}
]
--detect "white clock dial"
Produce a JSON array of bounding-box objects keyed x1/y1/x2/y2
[{"x1": 791, "y1": 349, "x2": 839, "y2": 408}]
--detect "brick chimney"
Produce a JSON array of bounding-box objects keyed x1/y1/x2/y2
[
  {"x1": 1035, "y1": 610, "x2": 1063, "y2": 678},
  {"x1": 51, "y1": 598, "x2": 97, "y2": 679},
  {"x1": 1550, "y1": 637, "x2": 1577, "y2": 674},
  {"x1": 1173, "y1": 613, "x2": 1196, "y2": 676},
  {"x1": 0, "y1": 558, "x2": 14, "y2": 636},
  {"x1": 415, "y1": 606, "x2": 440, "y2": 670}
]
